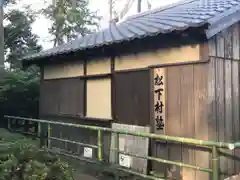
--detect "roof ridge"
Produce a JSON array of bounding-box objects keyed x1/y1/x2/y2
[{"x1": 124, "y1": 0, "x2": 198, "y2": 22}]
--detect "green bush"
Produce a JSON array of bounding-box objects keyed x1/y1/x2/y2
[
  {"x1": 0, "y1": 138, "x2": 74, "y2": 180},
  {"x1": 0, "y1": 66, "x2": 40, "y2": 119}
]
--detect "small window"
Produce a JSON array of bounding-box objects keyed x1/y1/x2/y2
[{"x1": 86, "y1": 78, "x2": 112, "y2": 119}]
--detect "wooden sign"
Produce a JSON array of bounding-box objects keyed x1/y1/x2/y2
[
  {"x1": 109, "y1": 123, "x2": 150, "y2": 174},
  {"x1": 119, "y1": 154, "x2": 132, "y2": 168},
  {"x1": 153, "y1": 68, "x2": 166, "y2": 134},
  {"x1": 83, "y1": 147, "x2": 93, "y2": 158}
]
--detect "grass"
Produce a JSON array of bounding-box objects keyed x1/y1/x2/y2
[{"x1": 0, "y1": 128, "x2": 25, "y2": 142}]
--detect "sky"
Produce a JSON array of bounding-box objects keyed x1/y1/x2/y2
[{"x1": 18, "y1": 0, "x2": 180, "y2": 49}]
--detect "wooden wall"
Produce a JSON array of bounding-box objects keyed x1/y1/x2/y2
[
  {"x1": 43, "y1": 61, "x2": 84, "y2": 79},
  {"x1": 86, "y1": 58, "x2": 111, "y2": 75},
  {"x1": 39, "y1": 35, "x2": 206, "y2": 179},
  {"x1": 207, "y1": 23, "x2": 240, "y2": 179},
  {"x1": 40, "y1": 77, "x2": 85, "y2": 117},
  {"x1": 42, "y1": 44, "x2": 200, "y2": 78},
  {"x1": 115, "y1": 44, "x2": 200, "y2": 71},
  {"x1": 151, "y1": 62, "x2": 210, "y2": 180},
  {"x1": 152, "y1": 22, "x2": 240, "y2": 180},
  {"x1": 114, "y1": 69, "x2": 150, "y2": 126},
  {"x1": 40, "y1": 42, "x2": 201, "y2": 120}
]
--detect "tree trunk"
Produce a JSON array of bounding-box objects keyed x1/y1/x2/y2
[
  {"x1": 137, "y1": 0, "x2": 142, "y2": 13},
  {"x1": 0, "y1": 0, "x2": 4, "y2": 72},
  {"x1": 71, "y1": 0, "x2": 76, "y2": 8},
  {"x1": 109, "y1": 0, "x2": 113, "y2": 22}
]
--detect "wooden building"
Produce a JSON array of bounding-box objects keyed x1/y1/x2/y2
[{"x1": 21, "y1": 0, "x2": 240, "y2": 179}]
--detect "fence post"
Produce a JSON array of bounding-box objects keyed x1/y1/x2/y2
[
  {"x1": 24, "y1": 119, "x2": 29, "y2": 134},
  {"x1": 98, "y1": 129, "x2": 103, "y2": 161},
  {"x1": 38, "y1": 122, "x2": 44, "y2": 148},
  {"x1": 114, "y1": 133, "x2": 120, "y2": 180},
  {"x1": 48, "y1": 123, "x2": 51, "y2": 149},
  {"x1": 114, "y1": 133, "x2": 119, "y2": 164},
  {"x1": 212, "y1": 146, "x2": 219, "y2": 180},
  {"x1": 7, "y1": 118, "x2": 10, "y2": 130}
]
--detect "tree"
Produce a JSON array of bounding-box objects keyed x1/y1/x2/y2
[
  {"x1": 0, "y1": 66, "x2": 40, "y2": 119},
  {"x1": 0, "y1": 2, "x2": 42, "y2": 128},
  {"x1": 42, "y1": 0, "x2": 101, "y2": 47},
  {"x1": 4, "y1": 8, "x2": 42, "y2": 69}
]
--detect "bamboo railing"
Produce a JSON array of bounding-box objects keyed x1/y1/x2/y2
[{"x1": 4, "y1": 115, "x2": 239, "y2": 180}]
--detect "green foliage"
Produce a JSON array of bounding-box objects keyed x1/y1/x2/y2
[
  {"x1": 4, "y1": 9, "x2": 42, "y2": 68},
  {"x1": 0, "y1": 67, "x2": 40, "y2": 118},
  {"x1": 1, "y1": 1, "x2": 42, "y2": 124},
  {"x1": 42, "y1": 0, "x2": 101, "y2": 46},
  {"x1": 0, "y1": 138, "x2": 74, "y2": 180}
]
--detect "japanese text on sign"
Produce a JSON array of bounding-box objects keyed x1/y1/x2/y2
[{"x1": 153, "y1": 68, "x2": 166, "y2": 134}]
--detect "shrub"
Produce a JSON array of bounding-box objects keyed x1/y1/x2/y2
[
  {"x1": 0, "y1": 67, "x2": 40, "y2": 119},
  {"x1": 0, "y1": 138, "x2": 74, "y2": 180}
]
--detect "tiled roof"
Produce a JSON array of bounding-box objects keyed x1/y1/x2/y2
[{"x1": 22, "y1": 0, "x2": 240, "y2": 61}]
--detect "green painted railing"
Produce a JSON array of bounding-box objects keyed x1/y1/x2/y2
[{"x1": 4, "y1": 115, "x2": 239, "y2": 180}]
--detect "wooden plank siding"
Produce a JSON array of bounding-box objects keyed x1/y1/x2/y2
[
  {"x1": 232, "y1": 23, "x2": 240, "y2": 173},
  {"x1": 207, "y1": 23, "x2": 240, "y2": 179},
  {"x1": 39, "y1": 80, "x2": 60, "y2": 115},
  {"x1": 59, "y1": 78, "x2": 85, "y2": 116},
  {"x1": 224, "y1": 27, "x2": 234, "y2": 176},
  {"x1": 110, "y1": 123, "x2": 150, "y2": 174},
  {"x1": 179, "y1": 65, "x2": 194, "y2": 180},
  {"x1": 208, "y1": 38, "x2": 218, "y2": 180},
  {"x1": 114, "y1": 70, "x2": 150, "y2": 126},
  {"x1": 166, "y1": 66, "x2": 182, "y2": 180},
  {"x1": 194, "y1": 63, "x2": 209, "y2": 180},
  {"x1": 216, "y1": 33, "x2": 226, "y2": 179},
  {"x1": 150, "y1": 62, "x2": 209, "y2": 180},
  {"x1": 40, "y1": 77, "x2": 85, "y2": 117}
]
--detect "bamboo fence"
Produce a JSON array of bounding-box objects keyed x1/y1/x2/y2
[{"x1": 5, "y1": 115, "x2": 240, "y2": 180}]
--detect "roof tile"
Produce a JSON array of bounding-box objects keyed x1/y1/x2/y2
[{"x1": 22, "y1": 0, "x2": 240, "y2": 61}]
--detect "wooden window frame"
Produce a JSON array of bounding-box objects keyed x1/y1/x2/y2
[
  {"x1": 81, "y1": 57, "x2": 115, "y2": 121},
  {"x1": 85, "y1": 77, "x2": 112, "y2": 120}
]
